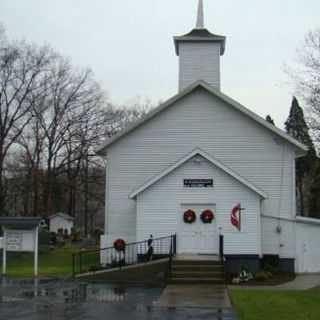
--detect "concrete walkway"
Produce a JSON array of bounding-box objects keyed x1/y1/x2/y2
[
  {"x1": 155, "y1": 285, "x2": 237, "y2": 319},
  {"x1": 156, "y1": 284, "x2": 232, "y2": 308},
  {"x1": 229, "y1": 274, "x2": 320, "y2": 291}
]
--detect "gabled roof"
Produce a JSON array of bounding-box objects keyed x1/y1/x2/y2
[
  {"x1": 0, "y1": 217, "x2": 42, "y2": 230},
  {"x1": 48, "y1": 212, "x2": 74, "y2": 221},
  {"x1": 129, "y1": 148, "x2": 268, "y2": 199},
  {"x1": 174, "y1": 29, "x2": 226, "y2": 55},
  {"x1": 96, "y1": 81, "x2": 308, "y2": 156}
]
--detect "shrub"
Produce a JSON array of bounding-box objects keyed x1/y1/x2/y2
[
  {"x1": 240, "y1": 264, "x2": 250, "y2": 273},
  {"x1": 262, "y1": 255, "x2": 279, "y2": 272},
  {"x1": 263, "y1": 263, "x2": 275, "y2": 273},
  {"x1": 255, "y1": 271, "x2": 272, "y2": 281}
]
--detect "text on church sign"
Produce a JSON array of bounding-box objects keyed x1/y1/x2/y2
[
  {"x1": 183, "y1": 179, "x2": 214, "y2": 188},
  {"x1": 6, "y1": 232, "x2": 23, "y2": 251}
]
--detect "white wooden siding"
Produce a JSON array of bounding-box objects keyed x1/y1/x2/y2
[
  {"x1": 179, "y1": 42, "x2": 221, "y2": 91},
  {"x1": 104, "y1": 87, "x2": 296, "y2": 250},
  {"x1": 261, "y1": 215, "x2": 296, "y2": 258},
  {"x1": 136, "y1": 155, "x2": 261, "y2": 255},
  {"x1": 295, "y1": 218, "x2": 320, "y2": 273},
  {"x1": 261, "y1": 215, "x2": 320, "y2": 272}
]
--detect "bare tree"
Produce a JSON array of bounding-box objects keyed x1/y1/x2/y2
[
  {"x1": 30, "y1": 56, "x2": 105, "y2": 216},
  {"x1": 0, "y1": 30, "x2": 53, "y2": 213},
  {"x1": 17, "y1": 116, "x2": 45, "y2": 216},
  {"x1": 291, "y1": 29, "x2": 320, "y2": 146},
  {"x1": 288, "y1": 29, "x2": 320, "y2": 217},
  {"x1": 103, "y1": 99, "x2": 151, "y2": 138},
  {"x1": 1, "y1": 26, "x2": 154, "y2": 232}
]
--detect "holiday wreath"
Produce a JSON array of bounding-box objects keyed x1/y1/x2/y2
[
  {"x1": 200, "y1": 209, "x2": 214, "y2": 223},
  {"x1": 183, "y1": 209, "x2": 196, "y2": 224},
  {"x1": 113, "y1": 238, "x2": 126, "y2": 252}
]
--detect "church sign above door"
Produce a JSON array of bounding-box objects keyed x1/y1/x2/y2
[{"x1": 183, "y1": 179, "x2": 213, "y2": 188}]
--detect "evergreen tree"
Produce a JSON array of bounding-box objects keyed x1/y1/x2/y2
[
  {"x1": 285, "y1": 96, "x2": 317, "y2": 216},
  {"x1": 265, "y1": 115, "x2": 275, "y2": 125},
  {"x1": 308, "y1": 162, "x2": 320, "y2": 217},
  {"x1": 285, "y1": 97, "x2": 315, "y2": 151}
]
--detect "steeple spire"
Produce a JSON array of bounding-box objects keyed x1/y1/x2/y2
[
  {"x1": 196, "y1": 0, "x2": 204, "y2": 29},
  {"x1": 174, "y1": 0, "x2": 226, "y2": 91}
]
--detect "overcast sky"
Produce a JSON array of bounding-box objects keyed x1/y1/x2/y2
[{"x1": 1, "y1": 0, "x2": 320, "y2": 127}]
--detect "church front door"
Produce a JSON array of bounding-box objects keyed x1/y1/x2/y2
[{"x1": 178, "y1": 204, "x2": 217, "y2": 254}]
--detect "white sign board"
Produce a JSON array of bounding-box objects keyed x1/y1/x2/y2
[
  {"x1": 2, "y1": 227, "x2": 39, "y2": 276},
  {"x1": 5, "y1": 230, "x2": 35, "y2": 252},
  {"x1": 0, "y1": 237, "x2": 3, "y2": 249},
  {"x1": 6, "y1": 232, "x2": 22, "y2": 251}
]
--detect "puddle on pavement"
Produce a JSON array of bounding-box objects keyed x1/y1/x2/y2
[
  {"x1": 0, "y1": 278, "x2": 236, "y2": 319},
  {"x1": 1, "y1": 278, "x2": 161, "y2": 305},
  {"x1": 21, "y1": 283, "x2": 131, "y2": 304}
]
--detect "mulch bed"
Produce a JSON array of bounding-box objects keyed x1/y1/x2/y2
[{"x1": 227, "y1": 273, "x2": 296, "y2": 286}]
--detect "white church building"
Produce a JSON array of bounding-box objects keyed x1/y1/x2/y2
[{"x1": 98, "y1": 0, "x2": 320, "y2": 273}]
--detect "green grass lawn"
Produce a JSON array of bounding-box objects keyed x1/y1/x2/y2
[
  {"x1": 5, "y1": 244, "x2": 80, "y2": 278},
  {"x1": 230, "y1": 288, "x2": 320, "y2": 320}
]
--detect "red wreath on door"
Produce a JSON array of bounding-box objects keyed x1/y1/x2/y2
[
  {"x1": 183, "y1": 209, "x2": 196, "y2": 224},
  {"x1": 200, "y1": 209, "x2": 214, "y2": 223}
]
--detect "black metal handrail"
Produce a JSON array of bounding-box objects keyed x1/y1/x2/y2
[
  {"x1": 167, "y1": 234, "x2": 177, "y2": 279},
  {"x1": 219, "y1": 234, "x2": 224, "y2": 262},
  {"x1": 72, "y1": 234, "x2": 177, "y2": 277}
]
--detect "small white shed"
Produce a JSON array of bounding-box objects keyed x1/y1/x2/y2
[{"x1": 48, "y1": 213, "x2": 74, "y2": 234}]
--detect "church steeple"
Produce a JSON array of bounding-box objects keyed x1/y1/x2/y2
[
  {"x1": 196, "y1": 0, "x2": 204, "y2": 29},
  {"x1": 174, "y1": 0, "x2": 226, "y2": 91}
]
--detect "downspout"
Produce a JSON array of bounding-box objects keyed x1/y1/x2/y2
[{"x1": 276, "y1": 143, "x2": 286, "y2": 256}]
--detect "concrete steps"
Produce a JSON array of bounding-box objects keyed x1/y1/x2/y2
[
  {"x1": 172, "y1": 265, "x2": 224, "y2": 272},
  {"x1": 171, "y1": 271, "x2": 224, "y2": 278},
  {"x1": 169, "y1": 277, "x2": 225, "y2": 284},
  {"x1": 173, "y1": 259, "x2": 221, "y2": 265},
  {"x1": 168, "y1": 258, "x2": 225, "y2": 285}
]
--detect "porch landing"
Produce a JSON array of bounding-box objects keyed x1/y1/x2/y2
[{"x1": 174, "y1": 254, "x2": 220, "y2": 261}]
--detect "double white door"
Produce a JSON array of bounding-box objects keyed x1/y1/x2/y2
[{"x1": 178, "y1": 204, "x2": 217, "y2": 254}]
